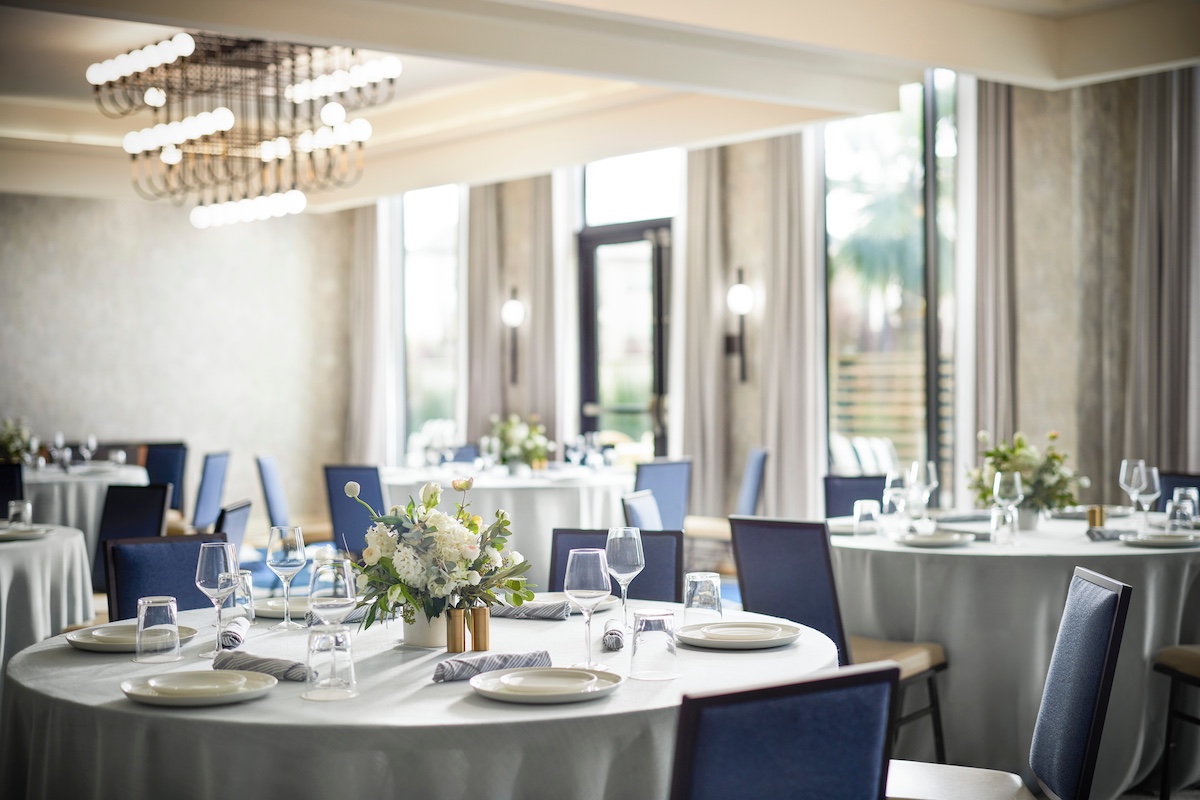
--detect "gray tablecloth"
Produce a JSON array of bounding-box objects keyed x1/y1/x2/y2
[{"x1": 24, "y1": 464, "x2": 149, "y2": 567}]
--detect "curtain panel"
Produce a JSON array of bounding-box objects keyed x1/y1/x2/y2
[{"x1": 466, "y1": 184, "x2": 505, "y2": 442}]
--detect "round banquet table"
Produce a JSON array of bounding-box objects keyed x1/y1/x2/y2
[
  {"x1": 383, "y1": 466, "x2": 636, "y2": 590},
  {"x1": 0, "y1": 602, "x2": 836, "y2": 800},
  {"x1": 0, "y1": 525, "x2": 94, "y2": 707},
  {"x1": 24, "y1": 464, "x2": 149, "y2": 567},
  {"x1": 827, "y1": 515, "x2": 1200, "y2": 799}
]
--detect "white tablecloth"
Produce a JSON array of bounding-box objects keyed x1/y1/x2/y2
[
  {"x1": 384, "y1": 466, "x2": 636, "y2": 590},
  {"x1": 1, "y1": 602, "x2": 837, "y2": 800},
  {"x1": 24, "y1": 464, "x2": 150, "y2": 567},
  {"x1": 0, "y1": 525, "x2": 94, "y2": 706},
  {"x1": 828, "y1": 516, "x2": 1200, "y2": 799}
]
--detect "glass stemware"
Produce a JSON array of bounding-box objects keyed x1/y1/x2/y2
[
  {"x1": 907, "y1": 460, "x2": 939, "y2": 519},
  {"x1": 993, "y1": 471, "x2": 1024, "y2": 539},
  {"x1": 195, "y1": 542, "x2": 239, "y2": 658},
  {"x1": 1118, "y1": 458, "x2": 1146, "y2": 510},
  {"x1": 1137, "y1": 465, "x2": 1161, "y2": 534},
  {"x1": 881, "y1": 470, "x2": 910, "y2": 535},
  {"x1": 563, "y1": 548, "x2": 611, "y2": 669},
  {"x1": 308, "y1": 558, "x2": 358, "y2": 625},
  {"x1": 605, "y1": 527, "x2": 645, "y2": 630},
  {"x1": 267, "y1": 525, "x2": 308, "y2": 631}
]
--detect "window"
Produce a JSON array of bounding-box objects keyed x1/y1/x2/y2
[{"x1": 825, "y1": 70, "x2": 958, "y2": 500}]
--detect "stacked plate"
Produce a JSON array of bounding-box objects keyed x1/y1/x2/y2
[
  {"x1": 1118, "y1": 533, "x2": 1200, "y2": 548},
  {"x1": 67, "y1": 623, "x2": 199, "y2": 653},
  {"x1": 252, "y1": 597, "x2": 312, "y2": 619},
  {"x1": 894, "y1": 531, "x2": 974, "y2": 548},
  {"x1": 677, "y1": 621, "x2": 802, "y2": 650},
  {"x1": 121, "y1": 670, "x2": 277, "y2": 707},
  {"x1": 470, "y1": 667, "x2": 623, "y2": 704}
]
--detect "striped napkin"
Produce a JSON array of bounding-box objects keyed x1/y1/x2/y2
[
  {"x1": 219, "y1": 617, "x2": 251, "y2": 649},
  {"x1": 490, "y1": 601, "x2": 571, "y2": 620},
  {"x1": 213, "y1": 650, "x2": 311, "y2": 681},
  {"x1": 432, "y1": 650, "x2": 552, "y2": 682},
  {"x1": 602, "y1": 619, "x2": 625, "y2": 651},
  {"x1": 304, "y1": 605, "x2": 369, "y2": 627}
]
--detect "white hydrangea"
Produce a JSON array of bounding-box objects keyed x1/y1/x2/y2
[
  {"x1": 485, "y1": 546, "x2": 503, "y2": 569},
  {"x1": 365, "y1": 522, "x2": 396, "y2": 558},
  {"x1": 392, "y1": 547, "x2": 427, "y2": 590}
]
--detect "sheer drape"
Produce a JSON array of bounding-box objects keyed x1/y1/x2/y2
[
  {"x1": 975, "y1": 80, "x2": 1018, "y2": 444},
  {"x1": 682, "y1": 148, "x2": 729, "y2": 516},
  {"x1": 528, "y1": 175, "x2": 557, "y2": 439},
  {"x1": 466, "y1": 184, "x2": 504, "y2": 442},
  {"x1": 761, "y1": 132, "x2": 823, "y2": 518},
  {"x1": 552, "y1": 168, "x2": 582, "y2": 446},
  {"x1": 1125, "y1": 67, "x2": 1198, "y2": 470}
]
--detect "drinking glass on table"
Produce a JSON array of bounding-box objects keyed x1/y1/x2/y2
[
  {"x1": 1118, "y1": 458, "x2": 1146, "y2": 510},
  {"x1": 605, "y1": 527, "x2": 644, "y2": 631},
  {"x1": 853, "y1": 499, "x2": 881, "y2": 535},
  {"x1": 907, "y1": 460, "x2": 939, "y2": 519},
  {"x1": 683, "y1": 572, "x2": 722, "y2": 625},
  {"x1": 195, "y1": 542, "x2": 239, "y2": 658},
  {"x1": 630, "y1": 610, "x2": 677, "y2": 681},
  {"x1": 1137, "y1": 466, "x2": 1161, "y2": 534},
  {"x1": 564, "y1": 548, "x2": 611, "y2": 669},
  {"x1": 135, "y1": 595, "x2": 181, "y2": 663},
  {"x1": 308, "y1": 558, "x2": 358, "y2": 625},
  {"x1": 881, "y1": 471, "x2": 910, "y2": 536},
  {"x1": 266, "y1": 525, "x2": 307, "y2": 631},
  {"x1": 1165, "y1": 499, "x2": 1195, "y2": 533},
  {"x1": 7, "y1": 500, "x2": 33, "y2": 530},
  {"x1": 992, "y1": 471, "x2": 1024, "y2": 544}
]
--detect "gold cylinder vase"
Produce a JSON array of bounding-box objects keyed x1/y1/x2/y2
[
  {"x1": 446, "y1": 608, "x2": 468, "y2": 653},
  {"x1": 470, "y1": 607, "x2": 491, "y2": 651}
]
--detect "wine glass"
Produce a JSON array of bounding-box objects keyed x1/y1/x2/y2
[
  {"x1": 908, "y1": 460, "x2": 939, "y2": 519},
  {"x1": 1118, "y1": 458, "x2": 1146, "y2": 510},
  {"x1": 308, "y1": 558, "x2": 358, "y2": 625},
  {"x1": 563, "y1": 548, "x2": 611, "y2": 669},
  {"x1": 195, "y1": 542, "x2": 239, "y2": 658},
  {"x1": 605, "y1": 527, "x2": 645, "y2": 630},
  {"x1": 1137, "y1": 466, "x2": 1161, "y2": 533},
  {"x1": 267, "y1": 525, "x2": 308, "y2": 631},
  {"x1": 993, "y1": 471, "x2": 1024, "y2": 536}
]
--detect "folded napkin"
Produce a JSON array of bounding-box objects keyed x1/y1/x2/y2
[
  {"x1": 219, "y1": 617, "x2": 251, "y2": 650},
  {"x1": 213, "y1": 650, "x2": 311, "y2": 682},
  {"x1": 432, "y1": 650, "x2": 551, "y2": 683},
  {"x1": 602, "y1": 619, "x2": 625, "y2": 651},
  {"x1": 304, "y1": 605, "x2": 369, "y2": 627},
  {"x1": 490, "y1": 601, "x2": 571, "y2": 620}
]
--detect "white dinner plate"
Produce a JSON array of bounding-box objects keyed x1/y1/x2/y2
[
  {"x1": 146, "y1": 671, "x2": 248, "y2": 696},
  {"x1": 532, "y1": 592, "x2": 618, "y2": 614},
  {"x1": 0, "y1": 527, "x2": 50, "y2": 542},
  {"x1": 677, "y1": 620, "x2": 803, "y2": 651},
  {"x1": 122, "y1": 670, "x2": 276, "y2": 707},
  {"x1": 895, "y1": 532, "x2": 974, "y2": 548},
  {"x1": 498, "y1": 668, "x2": 598, "y2": 694},
  {"x1": 471, "y1": 668, "x2": 623, "y2": 704},
  {"x1": 66, "y1": 623, "x2": 199, "y2": 653},
  {"x1": 1118, "y1": 533, "x2": 1200, "y2": 548},
  {"x1": 252, "y1": 597, "x2": 312, "y2": 619},
  {"x1": 1052, "y1": 505, "x2": 1133, "y2": 520}
]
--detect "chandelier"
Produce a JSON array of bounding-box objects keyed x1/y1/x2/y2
[{"x1": 85, "y1": 32, "x2": 401, "y2": 228}]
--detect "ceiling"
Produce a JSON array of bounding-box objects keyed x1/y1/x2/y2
[{"x1": 0, "y1": 0, "x2": 1196, "y2": 213}]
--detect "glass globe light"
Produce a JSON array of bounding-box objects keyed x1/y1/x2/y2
[
  {"x1": 190, "y1": 205, "x2": 211, "y2": 229},
  {"x1": 85, "y1": 63, "x2": 105, "y2": 85},
  {"x1": 122, "y1": 131, "x2": 142, "y2": 154},
  {"x1": 160, "y1": 146, "x2": 182, "y2": 166},
  {"x1": 144, "y1": 87, "x2": 166, "y2": 108},
  {"x1": 349, "y1": 118, "x2": 372, "y2": 142},
  {"x1": 726, "y1": 282, "x2": 754, "y2": 316},
  {"x1": 501, "y1": 298, "x2": 527, "y2": 328},
  {"x1": 172, "y1": 33, "x2": 196, "y2": 58},
  {"x1": 284, "y1": 189, "x2": 307, "y2": 215},
  {"x1": 380, "y1": 56, "x2": 403, "y2": 79},
  {"x1": 320, "y1": 101, "x2": 346, "y2": 127}
]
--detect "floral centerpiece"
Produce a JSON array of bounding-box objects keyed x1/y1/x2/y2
[
  {"x1": 490, "y1": 413, "x2": 555, "y2": 468},
  {"x1": 0, "y1": 418, "x2": 36, "y2": 464},
  {"x1": 345, "y1": 477, "x2": 533, "y2": 643},
  {"x1": 967, "y1": 431, "x2": 1089, "y2": 521}
]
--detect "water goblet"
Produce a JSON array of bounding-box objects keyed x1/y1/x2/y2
[
  {"x1": 1118, "y1": 458, "x2": 1145, "y2": 510},
  {"x1": 908, "y1": 460, "x2": 939, "y2": 518},
  {"x1": 1137, "y1": 466, "x2": 1161, "y2": 533},
  {"x1": 605, "y1": 527, "x2": 644, "y2": 631},
  {"x1": 853, "y1": 499, "x2": 881, "y2": 535},
  {"x1": 195, "y1": 542, "x2": 239, "y2": 658},
  {"x1": 563, "y1": 548, "x2": 611, "y2": 669},
  {"x1": 308, "y1": 559, "x2": 358, "y2": 625},
  {"x1": 267, "y1": 525, "x2": 307, "y2": 631}
]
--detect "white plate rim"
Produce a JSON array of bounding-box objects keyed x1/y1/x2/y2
[
  {"x1": 470, "y1": 667, "x2": 623, "y2": 704},
  {"x1": 896, "y1": 532, "x2": 974, "y2": 548},
  {"x1": 122, "y1": 670, "x2": 276, "y2": 707},
  {"x1": 252, "y1": 598, "x2": 313, "y2": 619},
  {"x1": 1118, "y1": 533, "x2": 1200, "y2": 548},
  {"x1": 66, "y1": 624, "x2": 198, "y2": 652},
  {"x1": 677, "y1": 621, "x2": 803, "y2": 650},
  {"x1": 698, "y1": 622, "x2": 784, "y2": 641},
  {"x1": 146, "y1": 671, "x2": 248, "y2": 696},
  {"x1": 498, "y1": 668, "x2": 599, "y2": 694}
]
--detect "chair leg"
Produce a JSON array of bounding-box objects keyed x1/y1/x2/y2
[
  {"x1": 1161, "y1": 677, "x2": 1178, "y2": 800},
  {"x1": 928, "y1": 673, "x2": 947, "y2": 764}
]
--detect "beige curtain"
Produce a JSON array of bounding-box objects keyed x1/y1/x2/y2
[
  {"x1": 528, "y1": 175, "x2": 557, "y2": 440},
  {"x1": 466, "y1": 184, "x2": 504, "y2": 441},
  {"x1": 761, "y1": 132, "x2": 823, "y2": 518},
  {"x1": 682, "y1": 148, "x2": 729, "y2": 517},
  {"x1": 975, "y1": 80, "x2": 1018, "y2": 445}
]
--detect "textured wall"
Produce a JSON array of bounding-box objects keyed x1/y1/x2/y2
[{"x1": 0, "y1": 193, "x2": 354, "y2": 533}]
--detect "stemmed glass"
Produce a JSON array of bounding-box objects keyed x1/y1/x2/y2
[
  {"x1": 1118, "y1": 458, "x2": 1146, "y2": 510},
  {"x1": 267, "y1": 525, "x2": 307, "y2": 631},
  {"x1": 308, "y1": 558, "x2": 358, "y2": 625},
  {"x1": 882, "y1": 470, "x2": 910, "y2": 520},
  {"x1": 1137, "y1": 466, "x2": 1161, "y2": 534},
  {"x1": 563, "y1": 548, "x2": 611, "y2": 669},
  {"x1": 908, "y1": 460, "x2": 939, "y2": 519},
  {"x1": 993, "y1": 471, "x2": 1024, "y2": 536},
  {"x1": 195, "y1": 542, "x2": 239, "y2": 658},
  {"x1": 605, "y1": 527, "x2": 645, "y2": 630}
]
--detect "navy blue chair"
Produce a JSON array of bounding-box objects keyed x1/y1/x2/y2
[
  {"x1": 888, "y1": 567, "x2": 1131, "y2": 800},
  {"x1": 730, "y1": 516, "x2": 948, "y2": 763},
  {"x1": 144, "y1": 443, "x2": 187, "y2": 512},
  {"x1": 450, "y1": 444, "x2": 479, "y2": 463},
  {"x1": 635, "y1": 459, "x2": 692, "y2": 530},
  {"x1": 670, "y1": 662, "x2": 899, "y2": 800},
  {"x1": 1158, "y1": 472, "x2": 1200, "y2": 512},
  {"x1": 0, "y1": 463, "x2": 23, "y2": 507},
  {"x1": 214, "y1": 500, "x2": 252, "y2": 553},
  {"x1": 192, "y1": 452, "x2": 229, "y2": 531},
  {"x1": 623, "y1": 490, "x2": 664, "y2": 530},
  {"x1": 256, "y1": 454, "x2": 291, "y2": 528},
  {"x1": 324, "y1": 465, "x2": 386, "y2": 555},
  {"x1": 548, "y1": 528, "x2": 684, "y2": 602},
  {"x1": 824, "y1": 474, "x2": 887, "y2": 518},
  {"x1": 735, "y1": 448, "x2": 768, "y2": 516},
  {"x1": 103, "y1": 534, "x2": 228, "y2": 621},
  {"x1": 92, "y1": 483, "x2": 172, "y2": 592},
  {"x1": 1155, "y1": 643, "x2": 1200, "y2": 800}
]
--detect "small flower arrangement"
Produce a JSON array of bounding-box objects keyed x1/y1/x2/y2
[
  {"x1": 490, "y1": 413, "x2": 555, "y2": 467},
  {"x1": 0, "y1": 418, "x2": 36, "y2": 465},
  {"x1": 967, "y1": 431, "x2": 1090, "y2": 511},
  {"x1": 345, "y1": 477, "x2": 533, "y2": 629}
]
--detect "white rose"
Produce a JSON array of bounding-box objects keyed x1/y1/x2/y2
[
  {"x1": 510, "y1": 550, "x2": 524, "y2": 565},
  {"x1": 344, "y1": 481, "x2": 360, "y2": 498},
  {"x1": 462, "y1": 542, "x2": 480, "y2": 560},
  {"x1": 466, "y1": 570, "x2": 482, "y2": 586},
  {"x1": 388, "y1": 505, "x2": 404, "y2": 517},
  {"x1": 362, "y1": 545, "x2": 381, "y2": 566},
  {"x1": 485, "y1": 546, "x2": 503, "y2": 568},
  {"x1": 356, "y1": 573, "x2": 370, "y2": 591},
  {"x1": 420, "y1": 482, "x2": 441, "y2": 508}
]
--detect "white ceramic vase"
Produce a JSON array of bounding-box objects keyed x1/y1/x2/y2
[
  {"x1": 1017, "y1": 506, "x2": 1041, "y2": 531},
  {"x1": 403, "y1": 614, "x2": 448, "y2": 648}
]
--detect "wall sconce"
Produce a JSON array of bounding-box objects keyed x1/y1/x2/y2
[
  {"x1": 500, "y1": 289, "x2": 526, "y2": 385},
  {"x1": 725, "y1": 268, "x2": 753, "y2": 382}
]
